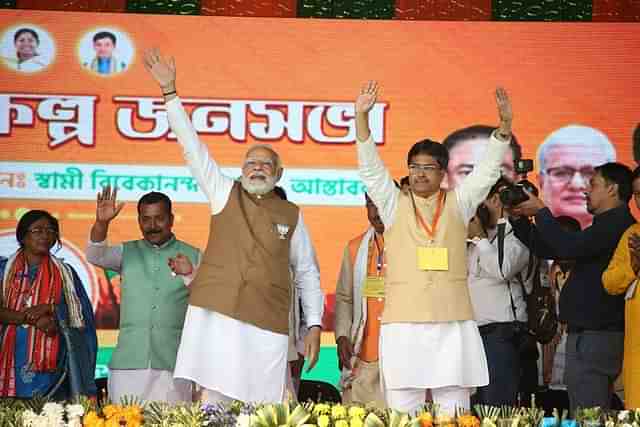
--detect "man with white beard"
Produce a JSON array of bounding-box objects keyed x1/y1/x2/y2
[{"x1": 143, "y1": 49, "x2": 324, "y2": 403}]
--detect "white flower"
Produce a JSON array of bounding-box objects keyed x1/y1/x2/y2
[
  {"x1": 622, "y1": 423, "x2": 633, "y2": 427},
  {"x1": 21, "y1": 410, "x2": 39, "y2": 426},
  {"x1": 22, "y1": 411, "x2": 49, "y2": 427},
  {"x1": 65, "y1": 403, "x2": 85, "y2": 419},
  {"x1": 42, "y1": 402, "x2": 65, "y2": 425},
  {"x1": 67, "y1": 419, "x2": 83, "y2": 427},
  {"x1": 605, "y1": 420, "x2": 616, "y2": 427},
  {"x1": 619, "y1": 411, "x2": 631, "y2": 421},
  {"x1": 236, "y1": 413, "x2": 252, "y2": 427}
]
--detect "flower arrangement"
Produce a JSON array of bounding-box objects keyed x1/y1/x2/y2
[
  {"x1": 606, "y1": 409, "x2": 640, "y2": 427},
  {"x1": 575, "y1": 407, "x2": 602, "y2": 427},
  {"x1": 21, "y1": 402, "x2": 84, "y2": 427},
  {"x1": 83, "y1": 403, "x2": 144, "y2": 427},
  {"x1": 2, "y1": 396, "x2": 640, "y2": 427}
]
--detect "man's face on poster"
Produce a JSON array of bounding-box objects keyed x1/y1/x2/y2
[
  {"x1": 538, "y1": 143, "x2": 609, "y2": 228},
  {"x1": 93, "y1": 37, "x2": 115, "y2": 59},
  {"x1": 446, "y1": 137, "x2": 516, "y2": 188}
]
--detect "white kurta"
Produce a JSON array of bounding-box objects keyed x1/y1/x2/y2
[
  {"x1": 86, "y1": 238, "x2": 198, "y2": 403},
  {"x1": 165, "y1": 97, "x2": 324, "y2": 403},
  {"x1": 357, "y1": 132, "x2": 509, "y2": 390}
]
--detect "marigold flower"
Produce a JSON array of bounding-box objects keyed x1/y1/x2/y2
[
  {"x1": 332, "y1": 405, "x2": 348, "y2": 420},
  {"x1": 318, "y1": 414, "x2": 331, "y2": 427}
]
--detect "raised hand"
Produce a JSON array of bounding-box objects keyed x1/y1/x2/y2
[
  {"x1": 510, "y1": 187, "x2": 545, "y2": 218},
  {"x1": 168, "y1": 253, "x2": 194, "y2": 276},
  {"x1": 96, "y1": 186, "x2": 125, "y2": 224},
  {"x1": 143, "y1": 48, "x2": 177, "y2": 91},
  {"x1": 495, "y1": 87, "x2": 513, "y2": 139},
  {"x1": 355, "y1": 81, "x2": 378, "y2": 115}
]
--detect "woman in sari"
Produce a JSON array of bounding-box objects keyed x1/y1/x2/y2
[{"x1": 0, "y1": 210, "x2": 97, "y2": 399}]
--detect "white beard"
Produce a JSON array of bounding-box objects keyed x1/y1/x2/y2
[{"x1": 241, "y1": 174, "x2": 276, "y2": 195}]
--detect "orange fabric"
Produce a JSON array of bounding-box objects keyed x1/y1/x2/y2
[
  {"x1": 359, "y1": 297, "x2": 384, "y2": 362},
  {"x1": 359, "y1": 234, "x2": 385, "y2": 362},
  {"x1": 412, "y1": 190, "x2": 445, "y2": 240}
]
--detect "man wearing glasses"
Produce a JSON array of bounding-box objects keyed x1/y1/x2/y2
[
  {"x1": 353, "y1": 81, "x2": 512, "y2": 415},
  {"x1": 537, "y1": 125, "x2": 616, "y2": 229},
  {"x1": 142, "y1": 49, "x2": 324, "y2": 404}
]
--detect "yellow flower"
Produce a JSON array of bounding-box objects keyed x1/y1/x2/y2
[
  {"x1": 102, "y1": 405, "x2": 119, "y2": 419},
  {"x1": 104, "y1": 417, "x2": 122, "y2": 427},
  {"x1": 318, "y1": 414, "x2": 331, "y2": 427},
  {"x1": 436, "y1": 415, "x2": 455, "y2": 427},
  {"x1": 314, "y1": 404, "x2": 332, "y2": 416},
  {"x1": 332, "y1": 405, "x2": 348, "y2": 420},
  {"x1": 336, "y1": 420, "x2": 349, "y2": 427},
  {"x1": 419, "y1": 412, "x2": 434, "y2": 427},
  {"x1": 458, "y1": 414, "x2": 480, "y2": 427},
  {"x1": 84, "y1": 418, "x2": 105, "y2": 427},
  {"x1": 83, "y1": 410, "x2": 100, "y2": 425},
  {"x1": 348, "y1": 407, "x2": 366, "y2": 420},
  {"x1": 350, "y1": 416, "x2": 364, "y2": 427}
]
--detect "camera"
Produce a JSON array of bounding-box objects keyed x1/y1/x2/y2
[{"x1": 499, "y1": 159, "x2": 539, "y2": 207}]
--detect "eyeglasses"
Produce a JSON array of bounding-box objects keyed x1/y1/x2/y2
[
  {"x1": 243, "y1": 158, "x2": 275, "y2": 172},
  {"x1": 545, "y1": 167, "x2": 596, "y2": 183},
  {"x1": 27, "y1": 227, "x2": 58, "y2": 236},
  {"x1": 408, "y1": 163, "x2": 441, "y2": 174}
]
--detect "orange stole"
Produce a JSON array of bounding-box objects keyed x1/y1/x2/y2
[{"x1": 358, "y1": 234, "x2": 385, "y2": 362}]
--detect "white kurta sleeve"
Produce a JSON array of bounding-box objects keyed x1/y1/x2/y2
[
  {"x1": 356, "y1": 136, "x2": 400, "y2": 229},
  {"x1": 289, "y1": 211, "x2": 324, "y2": 328},
  {"x1": 455, "y1": 132, "x2": 510, "y2": 224},
  {"x1": 85, "y1": 239, "x2": 123, "y2": 272},
  {"x1": 165, "y1": 97, "x2": 234, "y2": 214}
]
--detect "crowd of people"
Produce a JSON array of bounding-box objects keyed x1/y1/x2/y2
[{"x1": 0, "y1": 48, "x2": 637, "y2": 417}]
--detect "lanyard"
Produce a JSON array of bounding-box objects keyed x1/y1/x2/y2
[
  {"x1": 368, "y1": 233, "x2": 385, "y2": 276},
  {"x1": 374, "y1": 233, "x2": 384, "y2": 273},
  {"x1": 410, "y1": 190, "x2": 445, "y2": 242}
]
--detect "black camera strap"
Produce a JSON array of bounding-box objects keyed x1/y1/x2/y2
[
  {"x1": 495, "y1": 219, "x2": 519, "y2": 322},
  {"x1": 496, "y1": 219, "x2": 536, "y2": 322}
]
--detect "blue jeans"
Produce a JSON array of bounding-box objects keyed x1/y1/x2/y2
[{"x1": 472, "y1": 322, "x2": 520, "y2": 406}]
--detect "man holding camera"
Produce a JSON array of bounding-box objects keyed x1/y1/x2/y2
[
  {"x1": 511, "y1": 162, "x2": 634, "y2": 413},
  {"x1": 467, "y1": 177, "x2": 530, "y2": 406}
]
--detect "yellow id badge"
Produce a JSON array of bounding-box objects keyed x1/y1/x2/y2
[
  {"x1": 363, "y1": 276, "x2": 385, "y2": 298},
  {"x1": 417, "y1": 247, "x2": 449, "y2": 271}
]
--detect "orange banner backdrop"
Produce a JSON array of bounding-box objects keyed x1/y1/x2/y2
[{"x1": 0, "y1": 10, "x2": 639, "y2": 334}]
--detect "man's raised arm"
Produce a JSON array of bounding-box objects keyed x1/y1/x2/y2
[
  {"x1": 456, "y1": 88, "x2": 512, "y2": 224},
  {"x1": 143, "y1": 48, "x2": 232, "y2": 214},
  {"x1": 355, "y1": 81, "x2": 399, "y2": 229}
]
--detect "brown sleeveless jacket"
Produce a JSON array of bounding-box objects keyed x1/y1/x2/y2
[{"x1": 189, "y1": 182, "x2": 299, "y2": 334}]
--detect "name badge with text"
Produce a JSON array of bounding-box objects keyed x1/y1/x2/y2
[
  {"x1": 417, "y1": 247, "x2": 448, "y2": 271},
  {"x1": 363, "y1": 276, "x2": 385, "y2": 298}
]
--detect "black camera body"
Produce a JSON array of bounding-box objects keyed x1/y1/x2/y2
[{"x1": 499, "y1": 159, "x2": 539, "y2": 207}]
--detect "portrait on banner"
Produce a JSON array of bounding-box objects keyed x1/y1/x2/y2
[
  {"x1": 78, "y1": 27, "x2": 134, "y2": 76},
  {"x1": 0, "y1": 24, "x2": 55, "y2": 73}
]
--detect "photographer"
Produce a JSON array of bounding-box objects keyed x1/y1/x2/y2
[
  {"x1": 468, "y1": 177, "x2": 531, "y2": 406},
  {"x1": 509, "y1": 162, "x2": 634, "y2": 413}
]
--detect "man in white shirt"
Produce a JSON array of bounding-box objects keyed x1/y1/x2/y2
[
  {"x1": 142, "y1": 48, "x2": 324, "y2": 404},
  {"x1": 467, "y1": 177, "x2": 530, "y2": 406},
  {"x1": 353, "y1": 81, "x2": 512, "y2": 415}
]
